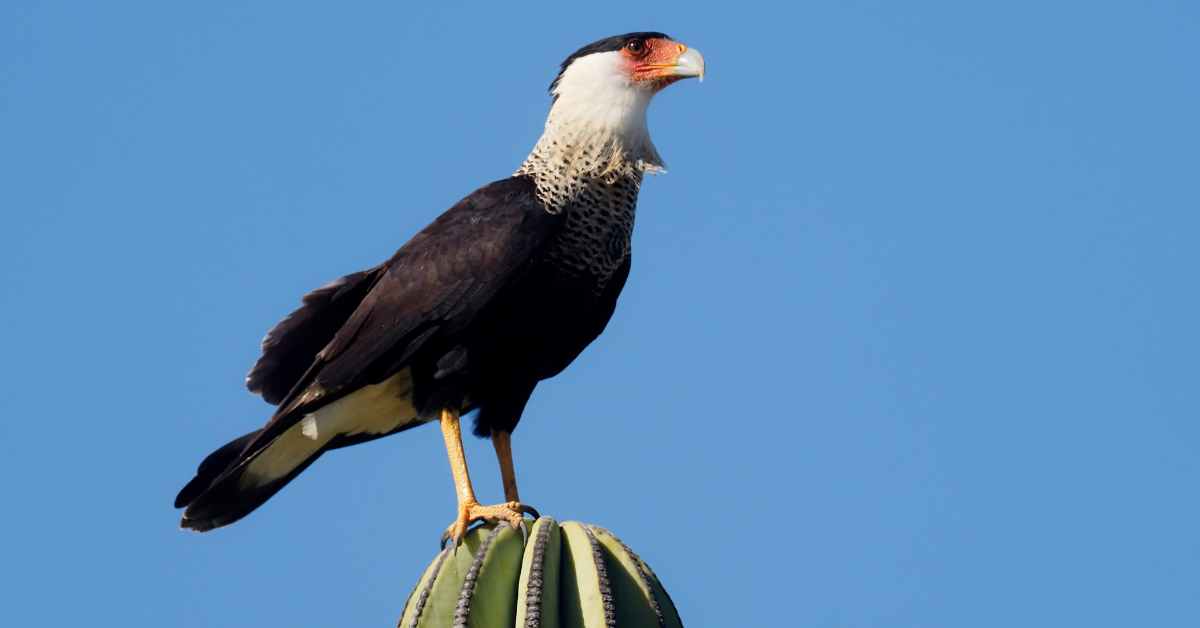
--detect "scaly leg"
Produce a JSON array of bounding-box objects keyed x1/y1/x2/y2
[
  {"x1": 439, "y1": 408, "x2": 538, "y2": 548},
  {"x1": 491, "y1": 428, "x2": 521, "y2": 503}
]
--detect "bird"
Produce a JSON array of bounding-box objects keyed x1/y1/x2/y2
[{"x1": 175, "y1": 32, "x2": 704, "y2": 546}]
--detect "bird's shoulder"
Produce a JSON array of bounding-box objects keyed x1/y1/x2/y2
[
  {"x1": 334, "y1": 174, "x2": 562, "y2": 342},
  {"x1": 389, "y1": 174, "x2": 558, "y2": 266}
]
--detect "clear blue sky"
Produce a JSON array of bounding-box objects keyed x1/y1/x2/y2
[{"x1": 1, "y1": 2, "x2": 1196, "y2": 626}]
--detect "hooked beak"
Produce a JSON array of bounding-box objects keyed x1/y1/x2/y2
[
  {"x1": 672, "y1": 47, "x2": 705, "y2": 82},
  {"x1": 631, "y1": 41, "x2": 707, "y2": 88}
]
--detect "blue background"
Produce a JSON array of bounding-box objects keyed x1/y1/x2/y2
[{"x1": 1, "y1": 2, "x2": 1196, "y2": 626}]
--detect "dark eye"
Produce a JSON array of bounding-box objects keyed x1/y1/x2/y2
[{"x1": 625, "y1": 39, "x2": 646, "y2": 55}]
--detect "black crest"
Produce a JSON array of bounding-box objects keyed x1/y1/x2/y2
[{"x1": 550, "y1": 32, "x2": 673, "y2": 93}]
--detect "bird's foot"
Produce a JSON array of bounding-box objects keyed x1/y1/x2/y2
[{"x1": 440, "y1": 500, "x2": 540, "y2": 550}]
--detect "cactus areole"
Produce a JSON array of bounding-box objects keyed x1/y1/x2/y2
[{"x1": 399, "y1": 518, "x2": 684, "y2": 628}]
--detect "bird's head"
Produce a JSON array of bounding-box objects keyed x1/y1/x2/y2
[
  {"x1": 550, "y1": 32, "x2": 704, "y2": 98},
  {"x1": 536, "y1": 32, "x2": 704, "y2": 175}
]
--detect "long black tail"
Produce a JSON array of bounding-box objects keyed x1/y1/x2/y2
[
  {"x1": 174, "y1": 429, "x2": 326, "y2": 532},
  {"x1": 174, "y1": 430, "x2": 260, "y2": 510}
]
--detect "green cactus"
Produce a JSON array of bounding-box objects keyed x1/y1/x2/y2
[{"x1": 398, "y1": 517, "x2": 684, "y2": 628}]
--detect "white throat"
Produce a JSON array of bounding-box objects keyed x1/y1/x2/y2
[{"x1": 517, "y1": 51, "x2": 665, "y2": 192}]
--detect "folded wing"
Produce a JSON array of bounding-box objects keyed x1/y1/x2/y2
[{"x1": 178, "y1": 175, "x2": 564, "y2": 530}]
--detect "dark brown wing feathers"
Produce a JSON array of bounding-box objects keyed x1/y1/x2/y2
[
  {"x1": 177, "y1": 175, "x2": 616, "y2": 530},
  {"x1": 247, "y1": 175, "x2": 563, "y2": 446},
  {"x1": 246, "y1": 266, "x2": 386, "y2": 405}
]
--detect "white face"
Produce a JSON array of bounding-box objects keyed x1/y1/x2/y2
[
  {"x1": 521, "y1": 37, "x2": 704, "y2": 177},
  {"x1": 550, "y1": 50, "x2": 658, "y2": 141},
  {"x1": 547, "y1": 38, "x2": 704, "y2": 142}
]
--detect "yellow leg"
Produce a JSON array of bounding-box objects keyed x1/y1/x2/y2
[
  {"x1": 440, "y1": 407, "x2": 477, "y2": 507},
  {"x1": 491, "y1": 428, "x2": 520, "y2": 503},
  {"x1": 438, "y1": 409, "x2": 538, "y2": 548}
]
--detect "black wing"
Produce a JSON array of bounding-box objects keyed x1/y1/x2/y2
[
  {"x1": 246, "y1": 266, "x2": 387, "y2": 405},
  {"x1": 254, "y1": 175, "x2": 562, "y2": 444},
  {"x1": 179, "y1": 176, "x2": 563, "y2": 530}
]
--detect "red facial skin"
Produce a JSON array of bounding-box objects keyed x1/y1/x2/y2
[{"x1": 621, "y1": 38, "x2": 690, "y2": 90}]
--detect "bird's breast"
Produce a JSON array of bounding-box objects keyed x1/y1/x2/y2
[{"x1": 541, "y1": 173, "x2": 640, "y2": 280}]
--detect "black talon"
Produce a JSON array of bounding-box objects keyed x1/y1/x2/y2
[
  {"x1": 519, "y1": 519, "x2": 529, "y2": 546},
  {"x1": 519, "y1": 504, "x2": 541, "y2": 519},
  {"x1": 441, "y1": 530, "x2": 463, "y2": 552}
]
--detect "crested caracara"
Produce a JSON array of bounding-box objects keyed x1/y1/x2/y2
[{"x1": 175, "y1": 32, "x2": 704, "y2": 545}]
